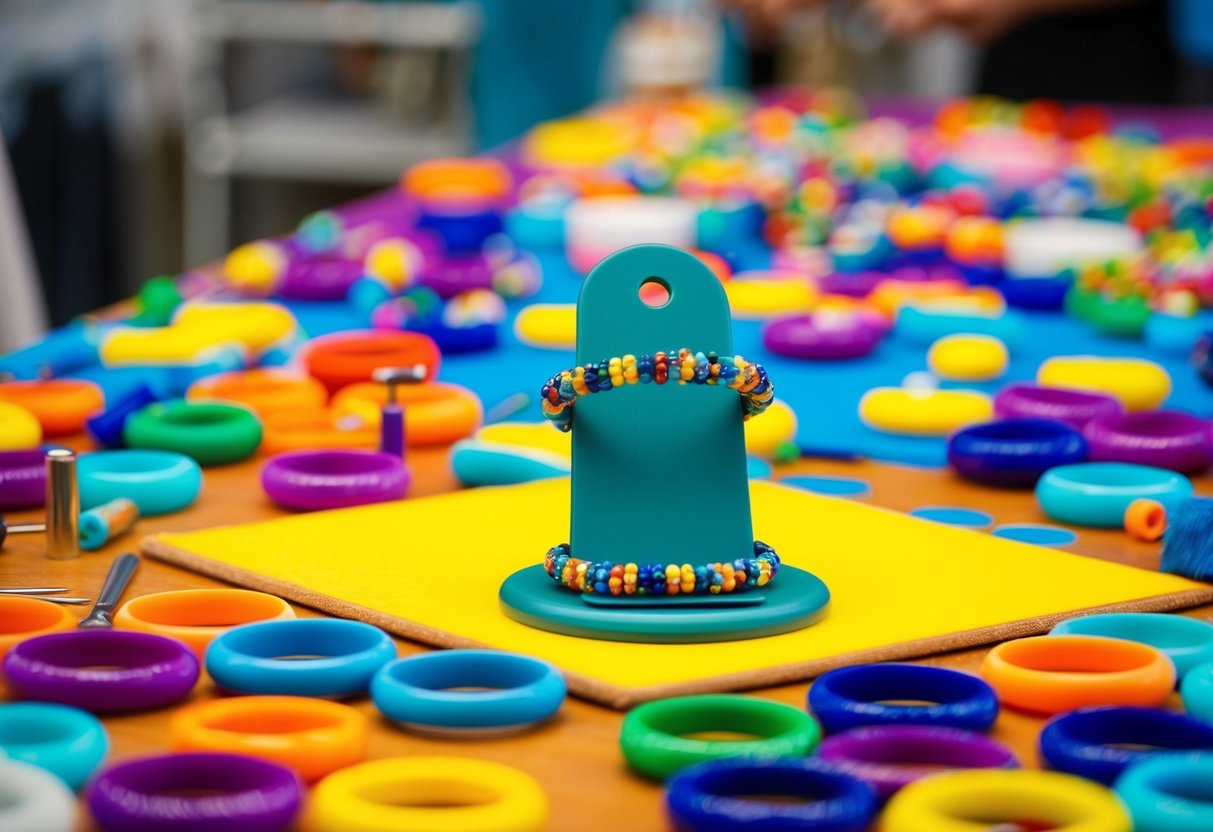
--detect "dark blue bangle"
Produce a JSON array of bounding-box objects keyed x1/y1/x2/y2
[
  {"x1": 416, "y1": 208, "x2": 502, "y2": 255},
  {"x1": 86, "y1": 383, "x2": 160, "y2": 449},
  {"x1": 808, "y1": 664, "x2": 999, "y2": 735},
  {"x1": 1039, "y1": 706, "x2": 1213, "y2": 785},
  {"x1": 206, "y1": 619, "x2": 396, "y2": 698},
  {"x1": 666, "y1": 757, "x2": 878, "y2": 832},
  {"x1": 371, "y1": 649, "x2": 566, "y2": 732},
  {"x1": 999, "y1": 275, "x2": 1071, "y2": 310},
  {"x1": 948, "y1": 418, "x2": 1088, "y2": 488}
]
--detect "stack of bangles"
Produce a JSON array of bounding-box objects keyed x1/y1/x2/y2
[
  {"x1": 544, "y1": 540, "x2": 780, "y2": 596},
  {"x1": 540, "y1": 348, "x2": 774, "y2": 432}
]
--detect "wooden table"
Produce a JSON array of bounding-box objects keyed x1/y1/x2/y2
[{"x1": 3, "y1": 442, "x2": 1210, "y2": 831}]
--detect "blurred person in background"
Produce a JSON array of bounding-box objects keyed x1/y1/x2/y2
[{"x1": 731, "y1": 0, "x2": 1180, "y2": 104}]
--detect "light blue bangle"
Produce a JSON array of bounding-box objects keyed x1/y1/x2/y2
[
  {"x1": 1052, "y1": 613, "x2": 1213, "y2": 681},
  {"x1": 371, "y1": 649, "x2": 566, "y2": 732},
  {"x1": 205, "y1": 619, "x2": 396, "y2": 698},
  {"x1": 1035, "y1": 462, "x2": 1194, "y2": 528},
  {"x1": 77, "y1": 449, "x2": 202, "y2": 516},
  {"x1": 1182, "y1": 661, "x2": 1213, "y2": 725},
  {"x1": 0, "y1": 703, "x2": 108, "y2": 791},
  {"x1": 1114, "y1": 752, "x2": 1213, "y2": 832}
]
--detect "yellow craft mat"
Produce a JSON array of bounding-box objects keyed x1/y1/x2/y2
[{"x1": 145, "y1": 478, "x2": 1213, "y2": 708}]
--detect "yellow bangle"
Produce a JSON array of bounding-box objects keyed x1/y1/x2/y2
[
  {"x1": 859, "y1": 388, "x2": 993, "y2": 436},
  {"x1": 0, "y1": 401, "x2": 43, "y2": 450},
  {"x1": 168, "y1": 695, "x2": 367, "y2": 783},
  {"x1": 882, "y1": 769, "x2": 1131, "y2": 832},
  {"x1": 113, "y1": 589, "x2": 296, "y2": 660},
  {"x1": 1037, "y1": 356, "x2": 1171, "y2": 413},
  {"x1": 723, "y1": 273, "x2": 816, "y2": 319},
  {"x1": 309, "y1": 757, "x2": 548, "y2": 832}
]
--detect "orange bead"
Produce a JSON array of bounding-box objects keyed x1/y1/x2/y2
[{"x1": 1124, "y1": 498, "x2": 1167, "y2": 543}]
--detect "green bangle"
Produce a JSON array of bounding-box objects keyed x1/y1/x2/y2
[
  {"x1": 620, "y1": 694, "x2": 821, "y2": 781},
  {"x1": 125, "y1": 399, "x2": 263, "y2": 467}
]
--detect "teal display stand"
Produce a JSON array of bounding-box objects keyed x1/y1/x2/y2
[{"x1": 500, "y1": 245, "x2": 830, "y2": 642}]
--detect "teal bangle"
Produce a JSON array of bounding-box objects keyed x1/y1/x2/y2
[
  {"x1": 1114, "y1": 752, "x2": 1213, "y2": 832},
  {"x1": 125, "y1": 400, "x2": 263, "y2": 467},
  {"x1": 620, "y1": 694, "x2": 822, "y2": 781},
  {"x1": 1035, "y1": 462, "x2": 1193, "y2": 528},
  {"x1": 1051, "y1": 613, "x2": 1213, "y2": 681},
  {"x1": 1183, "y1": 661, "x2": 1213, "y2": 725},
  {"x1": 78, "y1": 450, "x2": 202, "y2": 516}
]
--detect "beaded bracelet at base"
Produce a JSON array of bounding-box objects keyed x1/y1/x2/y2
[
  {"x1": 541, "y1": 349, "x2": 774, "y2": 432},
  {"x1": 544, "y1": 541, "x2": 781, "y2": 596}
]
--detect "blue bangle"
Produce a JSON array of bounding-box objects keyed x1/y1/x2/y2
[
  {"x1": 0, "y1": 703, "x2": 108, "y2": 791},
  {"x1": 1039, "y1": 706, "x2": 1213, "y2": 785},
  {"x1": 1036, "y1": 462, "x2": 1194, "y2": 528},
  {"x1": 948, "y1": 418, "x2": 1088, "y2": 488},
  {"x1": 85, "y1": 383, "x2": 159, "y2": 449},
  {"x1": 1182, "y1": 661, "x2": 1213, "y2": 724},
  {"x1": 416, "y1": 208, "x2": 502, "y2": 255},
  {"x1": 894, "y1": 307, "x2": 1025, "y2": 349},
  {"x1": 666, "y1": 757, "x2": 878, "y2": 832},
  {"x1": 1051, "y1": 613, "x2": 1213, "y2": 681},
  {"x1": 77, "y1": 449, "x2": 202, "y2": 516},
  {"x1": 808, "y1": 664, "x2": 999, "y2": 735},
  {"x1": 370, "y1": 649, "x2": 566, "y2": 733},
  {"x1": 998, "y1": 275, "x2": 1072, "y2": 310},
  {"x1": 206, "y1": 619, "x2": 396, "y2": 698},
  {"x1": 1115, "y1": 752, "x2": 1213, "y2": 832}
]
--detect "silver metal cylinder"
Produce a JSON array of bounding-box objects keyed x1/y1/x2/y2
[{"x1": 45, "y1": 449, "x2": 80, "y2": 560}]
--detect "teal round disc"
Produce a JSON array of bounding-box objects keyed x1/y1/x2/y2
[{"x1": 499, "y1": 565, "x2": 830, "y2": 644}]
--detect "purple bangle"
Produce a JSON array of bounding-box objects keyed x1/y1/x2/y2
[
  {"x1": 261, "y1": 449, "x2": 409, "y2": 511},
  {"x1": 87, "y1": 752, "x2": 302, "y2": 832},
  {"x1": 2, "y1": 630, "x2": 198, "y2": 714},
  {"x1": 1084, "y1": 410, "x2": 1213, "y2": 474},
  {"x1": 421, "y1": 252, "x2": 495, "y2": 298},
  {"x1": 816, "y1": 725, "x2": 1020, "y2": 801},
  {"x1": 762, "y1": 312, "x2": 886, "y2": 360},
  {"x1": 993, "y1": 383, "x2": 1123, "y2": 429},
  {"x1": 0, "y1": 449, "x2": 46, "y2": 510}
]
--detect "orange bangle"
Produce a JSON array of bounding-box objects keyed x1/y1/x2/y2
[
  {"x1": 259, "y1": 407, "x2": 379, "y2": 455},
  {"x1": 304, "y1": 332, "x2": 440, "y2": 395},
  {"x1": 187, "y1": 369, "x2": 328, "y2": 418},
  {"x1": 168, "y1": 695, "x2": 368, "y2": 783},
  {"x1": 0, "y1": 596, "x2": 77, "y2": 666},
  {"x1": 981, "y1": 635, "x2": 1175, "y2": 715},
  {"x1": 331, "y1": 381, "x2": 483, "y2": 446},
  {"x1": 402, "y1": 157, "x2": 513, "y2": 204},
  {"x1": 113, "y1": 589, "x2": 296, "y2": 659},
  {"x1": 0, "y1": 379, "x2": 105, "y2": 437}
]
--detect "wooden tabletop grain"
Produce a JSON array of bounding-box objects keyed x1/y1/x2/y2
[{"x1": 2, "y1": 441, "x2": 1209, "y2": 832}]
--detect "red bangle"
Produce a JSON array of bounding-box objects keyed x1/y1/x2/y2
[{"x1": 304, "y1": 332, "x2": 440, "y2": 394}]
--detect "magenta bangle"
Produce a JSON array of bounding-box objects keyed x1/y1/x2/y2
[
  {"x1": 87, "y1": 752, "x2": 302, "y2": 832},
  {"x1": 1083, "y1": 410, "x2": 1213, "y2": 474},
  {"x1": 762, "y1": 312, "x2": 885, "y2": 360},
  {"x1": 260, "y1": 450, "x2": 409, "y2": 511},
  {"x1": 816, "y1": 725, "x2": 1020, "y2": 801},
  {"x1": 993, "y1": 383, "x2": 1123, "y2": 429},
  {"x1": 2, "y1": 630, "x2": 198, "y2": 714},
  {"x1": 0, "y1": 449, "x2": 46, "y2": 510}
]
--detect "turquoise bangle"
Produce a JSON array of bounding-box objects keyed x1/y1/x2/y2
[
  {"x1": 1114, "y1": 752, "x2": 1213, "y2": 832},
  {"x1": 1051, "y1": 613, "x2": 1213, "y2": 681},
  {"x1": 1182, "y1": 661, "x2": 1213, "y2": 725},
  {"x1": 125, "y1": 399, "x2": 262, "y2": 467},
  {"x1": 1035, "y1": 462, "x2": 1193, "y2": 528},
  {"x1": 77, "y1": 450, "x2": 202, "y2": 516},
  {"x1": 0, "y1": 702, "x2": 108, "y2": 791}
]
